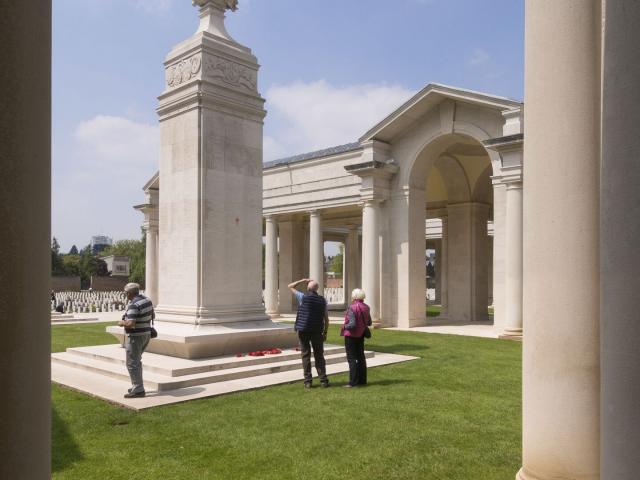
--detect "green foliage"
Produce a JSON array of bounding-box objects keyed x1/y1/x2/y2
[
  {"x1": 329, "y1": 245, "x2": 344, "y2": 276},
  {"x1": 61, "y1": 255, "x2": 81, "y2": 277},
  {"x1": 51, "y1": 323, "x2": 521, "y2": 480},
  {"x1": 101, "y1": 238, "x2": 146, "y2": 287},
  {"x1": 51, "y1": 237, "x2": 65, "y2": 275},
  {"x1": 68, "y1": 245, "x2": 79, "y2": 255}
]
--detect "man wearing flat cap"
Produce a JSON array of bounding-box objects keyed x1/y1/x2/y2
[{"x1": 118, "y1": 283, "x2": 155, "y2": 398}]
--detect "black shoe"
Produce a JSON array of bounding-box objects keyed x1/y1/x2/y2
[
  {"x1": 304, "y1": 383, "x2": 312, "y2": 389},
  {"x1": 321, "y1": 383, "x2": 330, "y2": 388},
  {"x1": 124, "y1": 391, "x2": 145, "y2": 398},
  {"x1": 343, "y1": 384, "x2": 354, "y2": 388}
]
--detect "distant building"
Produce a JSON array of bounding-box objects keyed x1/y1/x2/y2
[
  {"x1": 100, "y1": 255, "x2": 130, "y2": 277},
  {"x1": 90, "y1": 235, "x2": 112, "y2": 255}
]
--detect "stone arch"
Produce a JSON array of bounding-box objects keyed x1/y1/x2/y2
[
  {"x1": 430, "y1": 154, "x2": 472, "y2": 204},
  {"x1": 471, "y1": 164, "x2": 493, "y2": 204},
  {"x1": 399, "y1": 130, "x2": 494, "y2": 326}
]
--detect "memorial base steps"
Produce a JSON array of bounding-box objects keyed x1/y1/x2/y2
[
  {"x1": 52, "y1": 344, "x2": 373, "y2": 392},
  {"x1": 51, "y1": 344, "x2": 418, "y2": 410}
]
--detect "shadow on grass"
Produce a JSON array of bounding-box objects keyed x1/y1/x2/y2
[{"x1": 52, "y1": 407, "x2": 83, "y2": 472}]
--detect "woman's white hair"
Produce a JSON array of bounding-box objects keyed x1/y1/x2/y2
[{"x1": 351, "y1": 288, "x2": 366, "y2": 301}]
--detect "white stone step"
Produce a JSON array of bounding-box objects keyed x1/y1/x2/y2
[
  {"x1": 52, "y1": 350, "x2": 418, "y2": 410},
  {"x1": 62, "y1": 344, "x2": 346, "y2": 377},
  {"x1": 52, "y1": 345, "x2": 374, "y2": 391}
]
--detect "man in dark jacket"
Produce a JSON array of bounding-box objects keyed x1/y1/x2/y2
[{"x1": 288, "y1": 278, "x2": 330, "y2": 388}]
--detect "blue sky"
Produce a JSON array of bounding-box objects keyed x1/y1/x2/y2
[{"x1": 53, "y1": 0, "x2": 524, "y2": 251}]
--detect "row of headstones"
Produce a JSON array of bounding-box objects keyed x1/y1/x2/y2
[{"x1": 51, "y1": 290, "x2": 133, "y2": 314}]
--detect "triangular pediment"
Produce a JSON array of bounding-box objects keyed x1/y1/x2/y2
[{"x1": 359, "y1": 83, "x2": 522, "y2": 143}]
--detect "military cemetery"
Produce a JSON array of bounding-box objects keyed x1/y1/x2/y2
[{"x1": 1, "y1": 1, "x2": 639, "y2": 479}]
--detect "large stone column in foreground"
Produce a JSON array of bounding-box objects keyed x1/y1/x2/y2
[
  {"x1": 519, "y1": 1, "x2": 601, "y2": 478},
  {"x1": 601, "y1": 1, "x2": 640, "y2": 477},
  {"x1": 0, "y1": 1, "x2": 51, "y2": 477},
  {"x1": 110, "y1": 0, "x2": 295, "y2": 358}
]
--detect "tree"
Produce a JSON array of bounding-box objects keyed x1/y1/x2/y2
[
  {"x1": 329, "y1": 245, "x2": 344, "y2": 277},
  {"x1": 51, "y1": 237, "x2": 65, "y2": 275},
  {"x1": 68, "y1": 245, "x2": 78, "y2": 255}
]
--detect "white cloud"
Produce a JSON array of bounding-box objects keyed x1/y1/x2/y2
[
  {"x1": 52, "y1": 115, "x2": 159, "y2": 249},
  {"x1": 468, "y1": 48, "x2": 490, "y2": 66},
  {"x1": 74, "y1": 115, "x2": 158, "y2": 169},
  {"x1": 264, "y1": 80, "x2": 414, "y2": 161}
]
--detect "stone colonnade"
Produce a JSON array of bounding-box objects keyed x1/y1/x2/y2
[{"x1": 263, "y1": 212, "x2": 363, "y2": 316}]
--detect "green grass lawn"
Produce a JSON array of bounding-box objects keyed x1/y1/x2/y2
[{"x1": 52, "y1": 322, "x2": 521, "y2": 480}]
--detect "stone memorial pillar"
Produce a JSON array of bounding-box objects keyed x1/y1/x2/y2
[
  {"x1": 109, "y1": 0, "x2": 295, "y2": 358},
  {"x1": 519, "y1": 1, "x2": 601, "y2": 478},
  {"x1": 264, "y1": 215, "x2": 279, "y2": 316}
]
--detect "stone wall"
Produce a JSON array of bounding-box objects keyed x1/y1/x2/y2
[
  {"x1": 51, "y1": 276, "x2": 81, "y2": 291},
  {"x1": 90, "y1": 276, "x2": 128, "y2": 292}
]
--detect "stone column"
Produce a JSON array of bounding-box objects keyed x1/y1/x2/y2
[
  {"x1": 434, "y1": 238, "x2": 442, "y2": 304},
  {"x1": 520, "y1": 1, "x2": 601, "y2": 479},
  {"x1": 264, "y1": 215, "x2": 279, "y2": 316},
  {"x1": 308, "y1": 210, "x2": 324, "y2": 295},
  {"x1": 500, "y1": 180, "x2": 523, "y2": 340},
  {"x1": 344, "y1": 226, "x2": 361, "y2": 302},
  {"x1": 601, "y1": 1, "x2": 640, "y2": 477},
  {"x1": 277, "y1": 219, "x2": 305, "y2": 313},
  {"x1": 0, "y1": 1, "x2": 51, "y2": 477},
  {"x1": 362, "y1": 200, "x2": 381, "y2": 323},
  {"x1": 440, "y1": 216, "x2": 448, "y2": 316},
  {"x1": 446, "y1": 203, "x2": 489, "y2": 322},
  {"x1": 144, "y1": 223, "x2": 159, "y2": 304},
  {"x1": 491, "y1": 181, "x2": 507, "y2": 331}
]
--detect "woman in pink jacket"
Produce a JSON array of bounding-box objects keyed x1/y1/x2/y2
[{"x1": 341, "y1": 288, "x2": 372, "y2": 387}]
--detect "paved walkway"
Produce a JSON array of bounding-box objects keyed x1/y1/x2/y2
[
  {"x1": 388, "y1": 323, "x2": 498, "y2": 339},
  {"x1": 277, "y1": 314, "x2": 499, "y2": 339},
  {"x1": 53, "y1": 312, "x2": 499, "y2": 339},
  {"x1": 51, "y1": 311, "x2": 121, "y2": 325}
]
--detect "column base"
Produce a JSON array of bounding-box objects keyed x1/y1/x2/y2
[
  {"x1": 516, "y1": 466, "x2": 547, "y2": 480},
  {"x1": 499, "y1": 327, "x2": 523, "y2": 341}
]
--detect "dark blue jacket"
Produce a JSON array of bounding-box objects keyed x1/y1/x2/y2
[{"x1": 295, "y1": 291, "x2": 327, "y2": 333}]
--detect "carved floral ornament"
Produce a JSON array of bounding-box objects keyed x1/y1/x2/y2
[
  {"x1": 204, "y1": 56, "x2": 256, "y2": 91},
  {"x1": 165, "y1": 54, "x2": 202, "y2": 87},
  {"x1": 165, "y1": 54, "x2": 256, "y2": 91}
]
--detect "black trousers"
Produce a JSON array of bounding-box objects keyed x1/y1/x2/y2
[
  {"x1": 344, "y1": 335, "x2": 367, "y2": 386},
  {"x1": 298, "y1": 331, "x2": 328, "y2": 385}
]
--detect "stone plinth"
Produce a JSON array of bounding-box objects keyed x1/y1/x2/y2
[{"x1": 107, "y1": 321, "x2": 296, "y2": 359}]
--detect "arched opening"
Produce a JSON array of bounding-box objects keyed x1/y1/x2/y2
[{"x1": 410, "y1": 133, "x2": 494, "y2": 324}]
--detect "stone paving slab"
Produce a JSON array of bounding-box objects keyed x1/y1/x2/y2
[
  {"x1": 389, "y1": 324, "x2": 499, "y2": 339},
  {"x1": 51, "y1": 349, "x2": 417, "y2": 410}
]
